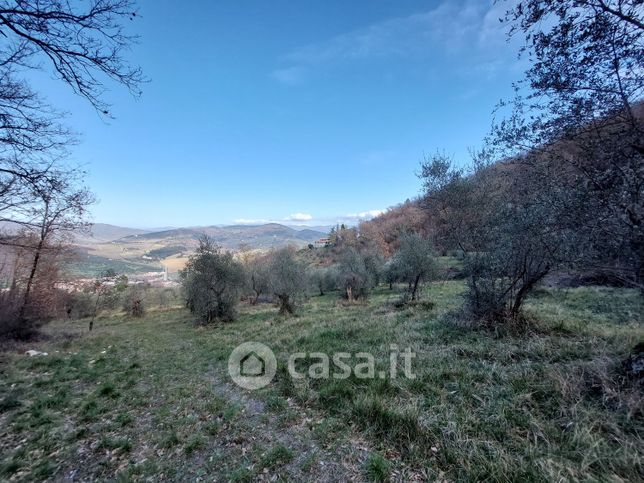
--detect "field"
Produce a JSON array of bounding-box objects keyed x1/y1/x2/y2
[{"x1": 0, "y1": 282, "x2": 642, "y2": 481}]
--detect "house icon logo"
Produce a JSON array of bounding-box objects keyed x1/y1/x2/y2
[
  {"x1": 228, "y1": 342, "x2": 276, "y2": 390},
  {"x1": 240, "y1": 351, "x2": 265, "y2": 377}
]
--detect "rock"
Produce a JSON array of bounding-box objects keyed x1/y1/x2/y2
[{"x1": 25, "y1": 350, "x2": 48, "y2": 357}]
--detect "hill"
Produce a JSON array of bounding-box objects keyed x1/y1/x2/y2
[
  {"x1": 70, "y1": 223, "x2": 326, "y2": 277},
  {"x1": 73, "y1": 223, "x2": 152, "y2": 244}
]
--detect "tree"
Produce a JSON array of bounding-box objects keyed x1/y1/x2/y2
[
  {"x1": 0, "y1": 0, "x2": 143, "y2": 114},
  {"x1": 337, "y1": 247, "x2": 374, "y2": 301},
  {"x1": 267, "y1": 246, "x2": 307, "y2": 315},
  {"x1": 123, "y1": 284, "x2": 146, "y2": 318},
  {"x1": 418, "y1": 152, "x2": 576, "y2": 322},
  {"x1": 309, "y1": 266, "x2": 338, "y2": 296},
  {"x1": 0, "y1": 0, "x2": 144, "y2": 247},
  {"x1": 180, "y1": 236, "x2": 245, "y2": 323},
  {"x1": 17, "y1": 168, "x2": 93, "y2": 321},
  {"x1": 0, "y1": 1, "x2": 143, "y2": 336},
  {"x1": 243, "y1": 252, "x2": 270, "y2": 305},
  {"x1": 493, "y1": 0, "x2": 644, "y2": 289},
  {"x1": 390, "y1": 233, "x2": 438, "y2": 301}
]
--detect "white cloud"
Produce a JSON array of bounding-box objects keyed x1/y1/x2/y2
[
  {"x1": 341, "y1": 209, "x2": 385, "y2": 222},
  {"x1": 271, "y1": 0, "x2": 519, "y2": 85},
  {"x1": 285, "y1": 212, "x2": 313, "y2": 221}
]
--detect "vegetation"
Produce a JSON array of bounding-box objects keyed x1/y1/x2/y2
[
  {"x1": 180, "y1": 236, "x2": 245, "y2": 323},
  {"x1": 388, "y1": 232, "x2": 437, "y2": 302},
  {"x1": 337, "y1": 246, "x2": 376, "y2": 301},
  {"x1": 0, "y1": 281, "x2": 641, "y2": 481},
  {"x1": 266, "y1": 246, "x2": 308, "y2": 315},
  {"x1": 0, "y1": 1, "x2": 641, "y2": 481},
  {"x1": 0, "y1": 0, "x2": 143, "y2": 338}
]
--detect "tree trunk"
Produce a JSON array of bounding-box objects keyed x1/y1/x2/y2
[
  {"x1": 19, "y1": 238, "x2": 44, "y2": 320},
  {"x1": 411, "y1": 273, "x2": 422, "y2": 301},
  {"x1": 509, "y1": 270, "x2": 549, "y2": 318},
  {"x1": 346, "y1": 285, "x2": 353, "y2": 301},
  {"x1": 278, "y1": 294, "x2": 294, "y2": 315}
]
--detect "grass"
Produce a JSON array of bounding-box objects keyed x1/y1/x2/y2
[
  {"x1": 0, "y1": 280, "x2": 642, "y2": 481},
  {"x1": 365, "y1": 453, "x2": 391, "y2": 482}
]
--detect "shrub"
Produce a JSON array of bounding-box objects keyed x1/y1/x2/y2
[{"x1": 121, "y1": 284, "x2": 147, "y2": 318}]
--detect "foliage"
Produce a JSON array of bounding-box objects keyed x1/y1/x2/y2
[
  {"x1": 122, "y1": 285, "x2": 146, "y2": 318},
  {"x1": 308, "y1": 266, "x2": 339, "y2": 296},
  {"x1": 180, "y1": 236, "x2": 244, "y2": 323},
  {"x1": 266, "y1": 246, "x2": 308, "y2": 315},
  {"x1": 336, "y1": 247, "x2": 375, "y2": 301},
  {"x1": 389, "y1": 232, "x2": 437, "y2": 302},
  {"x1": 494, "y1": 0, "x2": 644, "y2": 290},
  {"x1": 243, "y1": 253, "x2": 271, "y2": 304},
  {"x1": 419, "y1": 152, "x2": 579, "y2": 323}
]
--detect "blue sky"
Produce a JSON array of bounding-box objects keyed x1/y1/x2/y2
[{"x1": 38, "y1": 0, "x2": 523, "y2": 228}]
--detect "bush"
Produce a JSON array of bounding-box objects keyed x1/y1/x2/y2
[
  {"x1": 180, "y1": 235, "x2": 245, "y2": 323},
  {"x1": 122, "y1": 285, "x2": 146, "y2": 318}
]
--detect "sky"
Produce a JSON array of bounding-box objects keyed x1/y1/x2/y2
[{"x1": 36, "y1": 0, "x2": 524, "y2": 228}]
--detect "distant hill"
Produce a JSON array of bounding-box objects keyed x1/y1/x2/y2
[
  {"x1": 70, "y1": 223, "x2": 327, "y2": 277},
  {"x1": 1, "y1": 221, "x2": 151, "y2": 244},
  {"x1": 74, "y1": 223, "x2": 152, "y2": 244},
  {"x1": 120, "y1": 223, "x2": 325, "y2": 249}
]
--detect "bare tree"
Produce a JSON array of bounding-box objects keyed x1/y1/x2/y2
[
  {"x1": 0, "y1": 0, "x2": 143, "y2": 114},
  {"x1": 0, "y1": 0, "x2": 144, "y2": 243},
  {"x1": 14, "y1": 167, "x2": 93, "y2": 321}
]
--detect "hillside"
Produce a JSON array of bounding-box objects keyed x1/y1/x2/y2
[
  {"x1": 70, "y1": 223, "x2": 326, "y2": 277},
  {"x1": 2, "y1": 283, "x2": 641, "y2": 481},
  {"x1": 72, "y1": 223, "x2": 153, "y2": 244}
]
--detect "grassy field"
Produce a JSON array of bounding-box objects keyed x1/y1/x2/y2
[{"x1": 0, "y1": 282, "x2": 642, "y2": 481}]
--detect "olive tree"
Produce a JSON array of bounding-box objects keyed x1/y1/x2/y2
[
  {"x1": 180, "y1": 236, "x2": 245, "y2": 323},
  {"x1": 389, "y1": 233, "x2": 438, "y2": 301},
  {"x1": 267, "y1": 246, "x2": 307, "y2": 315},
  {"x1": 308, "y1": 266, "x2": 338, "y2": 296},
  {"x1": 419, "y1": 153, "x2": 575, "y2": 323},
  {"x1": 493, "y1": 0, "x2": 644, "y2": 290},
  {"x1": 337, "y1": 247, "x2": 374, "y2": 301},
  {"x1": 244, "y1": 253, "x2": 270, "y2": 305}
]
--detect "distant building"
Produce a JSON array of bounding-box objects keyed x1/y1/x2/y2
[{"x1": 314, "y1": 237, "x2": 329, "y2": 247}]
